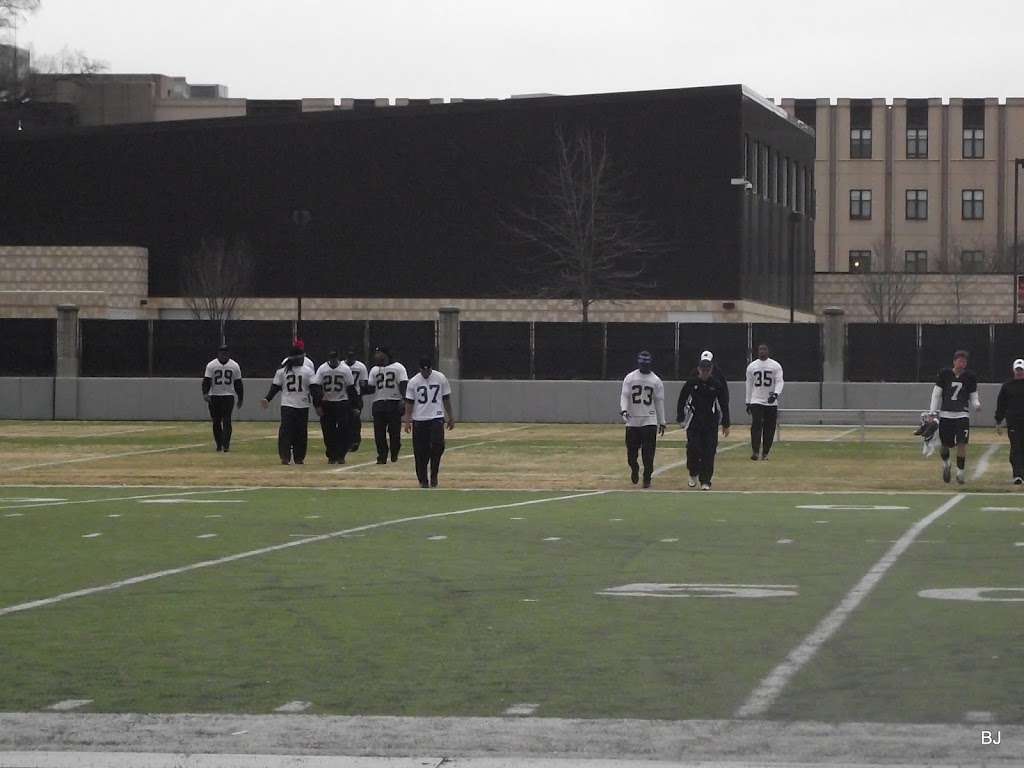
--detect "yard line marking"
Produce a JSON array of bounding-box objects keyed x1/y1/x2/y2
[
  {"x1": 138, "y1": 499, "x2": 245, "y2": 505},
  {"x1": 0, "y1": 487, "x2": 256, "y2": 511},
  {"x1": 273, "y1": 700, "x2": 311, "y2": 713},
  {"x1": 0, "y1": 497, "x2": 66, "y2": 503},
  {"x1": 0, "y1": 753, "x2": 447, "y2": 767},
  {"x1": 660, "y1": 538, "x2": 679, "y2": 543},
  {"x1": 651, "y1": 440, "x2": 744, "y2": 477},
  {"x1": 81, "y1": 533, "x2": 102, "y2": 539},
  {"x1": 0, "y1": 491, "x2": 606, "y2": 619},
  {"x1": 503, "y1": 702, "x2": 538, "y2": 716},
  {"x1": 542, "y1": 536, "x2": 562, "y2": 541},
  {"x1": 46, "y1": 699, "x2": 93, "y2": 711},
  {"x1": 426, "y1": 535, "x2": 447, "y2": 541},
  {"x1": 825, "y1": 426, "x2": 860, "y2": 442},
  {"x1": 981, "y1": 507, "x2": 1024, "y2": 512},
  {"x1": 196, "y1": 534, "x2": 218, "y2": 539},
  {"x1": 4, "y1": 513, "x2": 25, "y2": 517},
  {"x1": 70, "y1": 425, "x2": 180, "y2": 439},
  {"x1": 965, "y1": 710, "x2": 995, "y2": 723},
  {"x1": 327, "y1": 432, "x2": 526, "y2": 474},
  {"x1": 736, "y1": 492, "x2": 966, "y2": 719},
  {"x1": 972, "y1": 443, "x2": 1000, "y2": 480}
]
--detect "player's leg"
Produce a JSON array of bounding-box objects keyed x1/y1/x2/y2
[
  {"x1": 412, "y1": 421, "x2": 431, "y2": 487},
  {"x1": 761, "y1": 405, "x2": 779, "y2": 458},
  {"x1": 938, "y1": 418, "x2": 954, "y2": 483},
  {"x1": 350, "y1": 405, "x2": 362, "y2": 452},
  {"x1": 749, "y1": 405, "x2": 763, "y2": 459},
  {"x1": 319, "y1": 404, "x2": 333, "y2": 462},
  {"x1": 1009, "y1": 421, "x2": 1024, "y2": 482},
  {"x1": 640, "y1": 425, "x2": 656, "y2": 488},
  {"x1": 221, "y1": 397, "x2": 234, "y2": 451},
  {"x1": 293, "y1": 407, "x2": 309, "y2": 464},
  {"x1": 278, "y1": 408, "x2": 291, "y2": 465},
  {"x1": 701, "y1": 425, "x2": 720, "y2": 488},
  {"x1": 388, "y1": 402, "x2": 403, "y2": 462},
  {"x1": 685, "y1": 425, "x2": 701, "y2": 487},
  {"x1": 209, "y1": 399, "x2": 223, "y2": 451},
  {"x1": 954, "y1": 422, "x2": 969, "y2": 485},
  {"x1": 334, "y1": 403, "x2": 350, "y2": 465},
  {"x1": 372, "y1": 403, "x2": 388, "y2": 464},
  {"x1": 625, "y1": 427, "x2": 641, "y2": 485},
  {"x1": 429, "y1": 418, "x2": 446, "y2": 487}
]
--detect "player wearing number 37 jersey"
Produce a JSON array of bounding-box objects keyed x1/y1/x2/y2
[
  {"x1": 620, "y1": 351, "x2": 666, "y2": 488},
  {"x1": 403, "y1": 358, "x2": 455, "y2": 488}
]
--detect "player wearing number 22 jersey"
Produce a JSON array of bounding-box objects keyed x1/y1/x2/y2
[
  {"x1": 202, "y1": 344, "x2": 243, "y2": 452},
  {"x1": 620, "y1": 351, "x2": 666, "y2": 488},
  {"x1": 365, "y1": 346, "x2": 409, "y2": 465},
  {"x1": 312, "y1": 351, "x2": 358, "y2": 465},
  {"x1": 928, "y1": 349, "x2": 980, "y2": 485},
  {"x1": 262, "y1": 347, "x2": 319, "y2": 465}
]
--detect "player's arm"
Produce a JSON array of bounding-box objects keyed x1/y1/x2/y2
[
  {"x1": 676, "y1": 380, "x2": 693, "y2": 425},
  {"x1": 402, "y1": 389, "x2": 415, "y2": 432},
  {"x1": 716, "y1": 370, "x2": 730, "y2": 405},
  {"x1": 261, "y1": 384, "x2": 282, "y2": 408},
  {"x1": 233, "y1": 378, "x2": 244, "y2": 408},
  {"x1": 620, "y1": 378, "x2": 632, "y2": 421},
  {"x1": 968, "y1": 377, "x2": 981, "y2": 411},
  {"x1": 442, "y1": 393, "x2": 455, "y2": 430},
  {"x1": 362, "y1": 368, "x2": 377, "y2": 395},
  {"x1": 768, "y1": 363, "x2": 784, "y2": 404},
  {"x1": 744, "y1": 364, "x2": 753, "y2": 412},
  {"x1": 202, "y1": 376, "x2": 212, "y2": 402},
  {"x1": 995, "y1": 383, "x2": 1008, "y2": 429},
  {"x1": 655, "y1": 382, "x2": 666, "y2": 435},
  {"x1": 929, "y1": 385, "x2": 942, "y2": 414},
  {"x1": 719, "y1": 385, "x2": 731, "y2": 434},
  {"x1": 398, "y1": 380, "x2": 408, "y2": 397}
]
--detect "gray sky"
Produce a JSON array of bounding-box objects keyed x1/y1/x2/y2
[{"x1": 15, "y1": 0, "x2": 1024, "y2": 100}]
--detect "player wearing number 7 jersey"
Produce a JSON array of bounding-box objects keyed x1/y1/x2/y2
[
  {"x1": 745, "y1": 342, "x2": 784, "y2": 461},
  {"x1": 403, "y1": 357, "x2": 455, "y2": 488},
  {"x1": 929, "y1": 349, "x2": 980, "y2": 485},
  {"x1": 620, "y1": 351, "x2": 666, "y2": 488},
  {"x1": 202, "y1": 344, "x2": 243, "y2": 452},
  {"x1": 311, "y1": 351, "x2": 359, "y2": 465},
  {"x1": 261, "y1": 346, "x2": 319, "y2": 465}
]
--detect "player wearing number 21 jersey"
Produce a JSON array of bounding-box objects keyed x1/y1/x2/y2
[
  {"x1": 928, "y1": 349, "x2": 980, "y2": 485},
  {"x1": 202, "y1": 344, "x2": 243, "y2": 452},
  {"x1": 312, "y1": 352, "x2": 357, "y2": 465},
  {"x1": 261, "y1": 347, "x2": 318, "y2": 465},
  {"x1": 620, "y1": 351, "x2": 666, "y2": 488}
]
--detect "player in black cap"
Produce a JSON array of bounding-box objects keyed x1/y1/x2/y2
[{"x1": 201, "y1": 344, "x2": 243, "y2": 452}]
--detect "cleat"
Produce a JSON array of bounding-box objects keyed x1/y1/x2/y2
[
  {"x1": 750, "y1": 453, "x2": 759, "y2": 461},
  {"x1": 630, "y1": 467, "x2": 640, "y2": 485},
  {"x1": 222, "y1": 446, "x2": 230, "y2": 453},
  {"x1": 942, "y1": 462, "x2": 951, "y2": 483},
  {"x1": 1015, "y1": 477, "x2": 1023, "y2": 485},
  {"x1": 420, "y1": 482, "x2": 430, "y2": 489},
  {"x1": 376, "y1": 457, "x2": 387, "y2": 465},
  {"x1": 390, "y1": 455, "x2": 399, "y2": 463},
  {"x1": 642, "y1": 476, "x2": 652, "y2": 489},
  {"x1": 281, "y1": 460, "x2": 290, "y2": 465},
  {"x1": 760, "y1": 454, "x2": 769, "y2": 461},
  {"x1": 430, "y1": 478, "x2": 439, "y2": 488},
  {"x1": 688, "y1": 476, "x2": 697, "y2": 488},
  {"x1": 294, "y1": 460, "x2": 304, "y2": 465},
  {"x1": 216, "y1": 446, "x2": 223, "y2": 452},
  {"x1": 956, "y1": 469, "x2": 965, "y2": 485},
  {"x1": 700, "y1": 483, "x2": 711, "y2": 490}
]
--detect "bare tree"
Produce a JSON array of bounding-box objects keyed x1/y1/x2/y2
[
  {"x1": 857, "y1": 241, "x2": 921, "y2": 323},
  {"x1": 181, "y1": 237, "x2": 255, "y2": 343},
  {"x1": 934, "y1": 238, "x2": 999, "y2": 322},
  {"x1": 32, "y1": 44, "x2": 106, "y2": 75},
  {"x1": 504, "y1": 125, "x2": 670, "y2": 322},
  {"x1": 0, "y1": 0, "x2": 40, "y2": 31}
]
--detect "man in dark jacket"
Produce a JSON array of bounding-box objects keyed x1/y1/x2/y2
[
  {"x1": 677, "y1": 357, "x2": 731, "y2": 490},
  {"x1": 995, "y1": 358, "x2": 1024, "y2": 484}
]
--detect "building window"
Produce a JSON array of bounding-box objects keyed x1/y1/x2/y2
[
  {"x1": 962, "y1": 189, "x2": 984, "y2": 220},
  {"x1": 849, "y1": 250, "x2": 871, "y2": 273},
  {"x1": 744, "y1": 134, "x2": 752, "y2": 184},
  {"x1": 761, "y1": 145, "x2": 770, "y2": 200},
  {"x1": 907, "y1": 128, "x2": 928, "y2": 159},
  {"x1": 960, "y1": 250, "x2": 986, "y2": 273},
  {"x1": 963, "y1": 99, "x2": 985, "y2": 159},
  {"x1": 906, "y1": 189, "x2": 928, "y2": 220},
  {"x1": 849, "y1": 189, "x2": 872, "y2": 220},
  {"x1": 777, "y1": 154, "x2": 785, "y2": 204},
  {"x1": 850, "y1": 128, "x2": 872, "y2": 159},
  {"x1": 905, "y1": 250, "x2": 928, "y2": 273}
]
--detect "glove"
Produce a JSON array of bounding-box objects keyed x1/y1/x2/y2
[
  {"x1": 658, "y1": 424, "x2": 666, "y2": 437},
  {"x1": 745, "y1": 404, "x2": 751, "y2": 415},
  {"x1": 767, "y1": 393, "x2": 778, "y2": 404},
  {"x1": 621, "y1": 410, "x2": 629, "y2": 424}
]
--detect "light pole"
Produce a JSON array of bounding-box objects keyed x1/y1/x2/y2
[
  {"x1": 291, "y1": 209, "x2": 312, "y2": 336},
  {"x1": 789, "y1": 211, "x2": 801, "y2": 323},
  {"x1": 1015, "y1": 160, "x2": 1023, "y2": 323}
]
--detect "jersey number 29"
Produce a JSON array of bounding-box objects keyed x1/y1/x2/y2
[{"x1": 212, "y1": 370, "x2": 233, "y2": 385}]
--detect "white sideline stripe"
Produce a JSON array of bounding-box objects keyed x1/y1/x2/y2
[
  {"x1": 735, "y1": 492, "x2": 966, "y2": 719},
  {"x1": 825, "y1": 427, "x2": 859, "y2": 442},
  {"x1": 971, "y1": 443, "x2": 1000, "y2": 480},
  {"x1": 651, "y1": 441, "x2": 745, "y2": 477},
  {"x1": 503, "y1": 702, "x2": 539, "y2": 716},
  {"x1": 327, "y1": 428, "x2": 530, "y2": 474},
  {"x1": 273, "y1": 700, "x2": 311, "y2": 713},
  {"x1": 0, "y1": 491, "x2": 606, "y2": 619},
  {"x1": 45, "y1": 699, "x2": 92, "y2": 711},
  {"x1": 0, "y1": 487, "x2": 256, "y2": 511},
  {"x1": 0, "y1": 753, "x2": 446, "y2": 768}
]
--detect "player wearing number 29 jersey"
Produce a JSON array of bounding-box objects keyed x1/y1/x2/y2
[
  {"x1": 202, "y1": 345, "x2": 243, "y2": 452},
  {"x1": 620, "y1": 351, "x2": 666, "y2": 488},
  {"x1": 929, "y1": 350, "x2": 981, "y2": 485}
]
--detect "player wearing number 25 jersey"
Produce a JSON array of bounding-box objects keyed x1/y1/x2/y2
[
  {"x1": 929, "y1": 349, "x2": 980, "y2": 485},
  {"x1": 620, "y1": 351, "x2": 666, "y2": 489},
  {"x1": 202, "y1": 344, "x2": 243, "y2": 452},
  {"x1": 262, "y1": 347, "x2": 319, "y2": 465},
  {"x1": 745, "y1": 343, "x2": 784, "y2": 461},
  {"x1": 403, "y1": 358, "x2": 455, "y2": 488},
  {"x1": 312, "y1": 351, "x2": 357, "y2": 465}
]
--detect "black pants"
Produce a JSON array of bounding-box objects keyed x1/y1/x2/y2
[
  {"x1": 373, "y1": 400, "x2": 404, "y2": 461},
  {"x1": 749, "y1": 404, "x2": 778, "y2": 457},
  {"x1": 687, "y1": 422, "x2": 720, "y2": 484},
  {"x1": 625, "y1": 425, "x2": 658, "y2": 480},
  {"x1": 1007, "y1": 419, "x2": 1024, "y2": 478},
  {"x1": 319, "y1": 400, "x2": 350, "y2": 463},
  {"x1": 208, "y1": 395, "x2": 235, "y2": 449},
  {"x1": 279, "y1": 406, "x2": 309, "y2": 464},
  {"x1": 350, "y1": 403, "x2": 363, "y2": 451},
  {"x1": 412, "y1": 418, "x2": 446, "y2": 486}
]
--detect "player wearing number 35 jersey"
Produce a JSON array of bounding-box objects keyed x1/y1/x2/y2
[
  {"x1": 620, "y1": 351, "x2": 666, "y2": 488},
  {"x1": 745, "y1": 343, "x2": 784, "y2": 461},
  {"x1": 312, "y1": 351, "x2": 358, "y2": 465},
  {"x1": 261, "y1": 346, "x2": 319, "y2": 465},
  {"x1": 202, "y1": 344, "x2": 243, "y2": 453},
  {"x1": 929, "y1": 349, "x2": 980, "y2": 485}
]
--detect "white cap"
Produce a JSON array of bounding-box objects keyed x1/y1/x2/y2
[
  {"x1": 700, "y1": 350, "x2": 713, "y2": 362},
  {"x1": 1014, "y1": 358, "x2": 1024, "y2": 370}
]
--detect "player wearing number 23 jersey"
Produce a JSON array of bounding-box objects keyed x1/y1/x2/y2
[{"x1": 620, "y1": 351, "x2": 666, "y2": 488}]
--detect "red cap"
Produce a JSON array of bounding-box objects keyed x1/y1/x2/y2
[{"x1": 293, "y1": 338, "x2": 305, "y2": 351}]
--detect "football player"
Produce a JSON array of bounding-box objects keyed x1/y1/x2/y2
[
  {"x1": 311, "y1": 350, "x2": 358, "y2": 464},
  {"x1": 930, "y1": 349, "x2": 980, "y2": 484},
  {"x1": 677, "y1": 356, "x2": 731, "y2": 489},
  {"x1": 344, "y1": 348, "x2": 369, "y2": 452},
  {"x1": 619, "y1": 350, "x2": 666, "y2": 488},
  {"x1": 201, "y1": 344, "x2": 243, "y2": 452},
  {"x1": 365, "y1": 346, "x2": 409, "y2": 464},
  {"x1": 744, "y1": 343, "x2": 784, "y2": 461},
  {"x1": 403, "y1": 357, "x2": 455, "y2": 488},
  {"x1": 262, "y1": 345, "x2": 319, "y2": 465}
]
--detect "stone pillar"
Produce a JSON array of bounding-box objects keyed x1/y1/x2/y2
[
  {"x1": 822, "y1": 306, "x2": 845, "y2": 382},
  {"x1": 438, "y1": 307, "x2": 460, "y2": 380},
  {"x1": 54, "y1": 304, "x2": 80, "y2": 420}
]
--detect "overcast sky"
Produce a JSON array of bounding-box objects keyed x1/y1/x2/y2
[{"x1": 14, "y1": 0, "x2": 1024, "y2": 101}]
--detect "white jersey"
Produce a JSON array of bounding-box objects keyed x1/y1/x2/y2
[
  {"x1": 281, "y1": 355, "x2": 315, "y2": 371},
  {"x1": 203, "y1": 358, "x2": 241, "y2": 397},
  {"x1": 348, "y1": 360, "x2": 369, "y2": 391},
  {"x1": 272, "y1": 364, "x2": 315, "y2": 409},
  {"x1": 745, "y1": 357, "x2": 785, "y2": 406},
  {"x1": 619, "y1": 369, "x2": 666, "y2": 427},
  {"x1": 405, "y1": 371, "x2": 452, "y2": 421},
  {"x1": 312, "y1": 361, "x2": 354, "y2": 403},
  {"x1": 368, "y1": 362, "x2": 409, "y2": 403}
]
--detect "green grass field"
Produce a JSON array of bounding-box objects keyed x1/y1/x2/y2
[{"x1": 1, "y1": 421, "x2": 1022, "y2": 737}]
